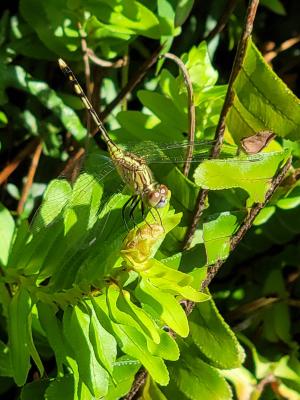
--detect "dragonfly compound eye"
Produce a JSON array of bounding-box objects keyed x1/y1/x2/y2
[
  {"x1": 145, "y1": 184, "x2": 168, "y2": 208},
  {"x1": 155, "y1": 185, "x2": 169, "y2": 209}
]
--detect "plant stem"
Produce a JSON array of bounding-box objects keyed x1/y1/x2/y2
[
  {"x1": 183, "y1": 0, "x2": 260, "y2": 250},
  {"x1": 17, "y1": 142, "x2": 43, "y2": 215},
  {"x1": 163, "y1": 52, "x2": 195, "y2": 177}
]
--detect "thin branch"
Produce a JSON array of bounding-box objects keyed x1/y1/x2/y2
[
  {"x1": 100, "y1": 44, "x2": 163, "y2": 121},
  {"x1": 185, "y1": 157, "x2": 292, "y2": 315},
  {"x1": 163, "y1": 52, "x2": 195, "y2": 177},
  {"x1": 204, "y1": 0, "x2": 239, "y2": 42},
  {"x1": 256, "y1": 374, "x2": 276, "y2": 394},
  {"x1": 227, "y1": 297, "x2": 279, "y2": 320},
  {"x1": 121, "y1": 52, "x2": 130, "y2": 111},
  {"x1": 183, "y1": 0, "x2": 260, "y2": 250},
  {"x1": 78, "y1": 22, "x2": 92, "y2": 134},
  {"x1": 0, "y1": 138, "x2": 40, "y2": 185},
  {"x1": 87, "y1": 48, "x2": 127, "y2": 68},
  {"x1": 123, "y1": 369, "x2": 147, "y2": 400},
  {"x1": 264, "y1": 35, "x2": 300, "y2": 63},
  {"x1": 17, "y1": 142, "x2": 43, "y2": 215},
  {"x1": 212, "y1": 0, "x2": 259, "y2": 157}
]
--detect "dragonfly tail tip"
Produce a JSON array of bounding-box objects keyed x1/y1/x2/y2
[{"x1": 58, "y1": 58, "x2": 67, "y2": 71}]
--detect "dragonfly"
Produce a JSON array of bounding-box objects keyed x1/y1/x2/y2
[
  {"x1": 58, "y1": 58, "x2": 169, "y2": 225},
  {"x1": 32, "y1": 59, "x2": 286, "y2": 240}
]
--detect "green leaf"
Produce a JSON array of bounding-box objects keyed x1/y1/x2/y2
[
  {"x1": 37, "y1": 302, "x2": 66, "y2": 375},
  {"x1": 45, "y1": 375, "x2": 75, "y2": 400},
  {"x1": 0, "y1": 340, "x2": 12, "y2": 377},
  {"x1": 106, "y1": 356, "x2": 140, "y2": 400},
  {"x1": 260, "y1": 0, "x2": 286, "y2": 15},
  {"x1": 0, "y1": 111, "x2": 8, "y2": 126},
  {"x1": 146, "y1": 330, "x2": 179, "y2": 362},
  {"x1": 164, "y1": 348, "x2": 232, "y2": 400},
  {"x1": 62, "y1": 304, "x2": 109, "y2": 398},
  {"x1": 142, "y1": 375, "x2": 168, "y2": 399},
  {"x1": 135, "y1": 278, "x2": 189, "y2": 337},
  {"x1": 175, "y1": 0, "x2": 194, "y2": 27},
  {"x1": 35, "y1": 180, "x2": 70, "y2": 226},
  {"x1": 5, "y1": 64, "x2": 86, "y2": 140},
  {"x1": 141, "y1": 259, "x2": 210, "y2": 302},
  {"x1": 262, "y1": 269, "x2": 291, "y2": 343},
  {"x1": 86, "y1": 0, "x2": 161, "y2": 39},
  {"x1": 106, "y1": 285, "x2": 151, "y2": 335},
  {"x1": 26, "y1": 311, "x2": 44, "y2": 378},
  {"x1": 0, "y1": 204, "x2": 15, "y2": 267},
  {"x1": 138, "y1": 90, "x2": 187, "y2": 133},
  {"x1": 21, "y1": 380, "x2": 49, "y2": 400},
  {"x1": 157, "y1": 0, "x2": 177, "y2": 37},
  {"x1": 227, "y1": 39, "x2": 300, "y2": 141},
  {"x1": 19, "y1": 0, "x2": 81, "y2": 59},
  {"x1": 111, "y1": 323, "x2": 169, "y2": 386},
  {"x1": 8, "y1": 288, "x2": 31, "y2": 386},
  {"x1": 222, "y1": 367, "x2": 256, "y2": 400},
  {"x1": 182, "y1": 42, "x2": 218, "y2": 91},
  {"x1": 92, "y1": 294, "x2": 169, "y2": 386},
  {"x1": 274, "y1": 355, "x2": 300, "y2": 388},
  {"x1": 189, "y1": 298, "x2": 245, "y2": 369},
  {"x1": 85, "y1": 300, "x2": 117, "y2": 376},
  {"x1": 117, "y1": 289, "x2": 161, "y2": 344},
  {"x1": 203, "y1": 211, "x2": 246, "y2": 265},
  {"x1": 194, "y1": 150, "x2": 289, "y2": 203}
]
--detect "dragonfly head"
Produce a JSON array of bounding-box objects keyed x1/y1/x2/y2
[{"x1": 144, "y1": 184, "x2": 168, "y2": 209}]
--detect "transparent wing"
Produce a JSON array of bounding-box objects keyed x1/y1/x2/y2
[
  {"x1": 122, "y1": 140, "x2": 268, "y2": 164},
  {"x1": 31, "y1": 155, "x2": 118, "y2": 232}
]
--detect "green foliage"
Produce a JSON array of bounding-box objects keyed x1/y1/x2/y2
[
  {"x1": 227, "y1": 39, "x2": 300, "y2": 141},
  {"x1": 1, "y1": 0, "x2": 300, "y2": 399}
]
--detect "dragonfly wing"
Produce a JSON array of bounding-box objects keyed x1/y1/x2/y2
[
  {"x1": 31, "y1": 156, "x2": 117, "y2": 232},
  {"x1": 123, "y1": 140, "x2": 267, "y2": 164}
]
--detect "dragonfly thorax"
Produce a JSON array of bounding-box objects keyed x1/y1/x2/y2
[{"x1": 142, "y1": 183, "x2": 169, "y2": 209}]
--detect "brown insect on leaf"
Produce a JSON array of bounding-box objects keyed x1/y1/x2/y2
[{"x1": 241, "y1": 131, "x2": 276, "y2": 154}]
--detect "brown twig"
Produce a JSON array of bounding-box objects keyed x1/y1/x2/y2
[
  {"x1": 87, "y1": 48, "x2": 126, "y2": 68},
  {"x1": 100, "y1": 44, "x2": 163, "y2": 121},
  {"x1": 204, "y1": 0, "x2": 239, "y2": 42},
  {"x1": 227, "y1": 297, "x2": 279, "y2": 320},
  {"x1": 121, "y1": 52, "x2": 130, "y2": 111},
  {"x1": 123, "y1": 369, "x2": 147, "y2": 400},
  {"x1": 256, "y1": 374, "x2": 277, "y2": 394},
  {"x1": 185, "y1": 157, "x2": 292, "y2": 315},
  {"x1": 264, "y1": 35, "x2": 300, "y2": 63},
  {"x1": 163, "y1": 52, "x2": 195, "y2": 177},
  {"x1": 0, "y1": 138, "x2": 40, "y2": 185},
  {"x1": 17, "y1": 142, "x2": 43, "y2": 215},
  {"x1": 183, "y1": 0, "x2": 260, "y2": 250},
  {"x1": 78, "y1": 22, "x2": 92, "y2": 134}
]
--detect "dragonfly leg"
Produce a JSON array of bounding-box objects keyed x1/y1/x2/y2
[
  {"x1": 154, "y1": 207, "x2": 163, "y2": 227},
  {"x1": 129, "y1": 196, "x2": 140, "y2": 227},
  {"x1": 122, "y1": 195, "x2": 137, "y2": 231},
  {"x1": 141, "y1": 201, "x2": 153, "y2": 230},
  {"x1": 149, "y1": 208, "x2": 164, "y2": 232}
]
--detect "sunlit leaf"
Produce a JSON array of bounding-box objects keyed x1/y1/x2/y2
[
  {"x1": 227, "y1": 39, "x2": 300, "y2": 141},
  {"x1": 135, "y1": 278, "x2": 189, "y2": 337},
  {"x1": 8, "y1": 288, "x2": 31, "y2": 386},
  {"x1": 194, "y1": 150, "x2": 289, "y2": 203},
  {"x1": 189, "y1": 298, "x2": 245, "y2": 369},
  {"x1": 0, "y1": 204, "x2": 15, "y2": 267}
]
